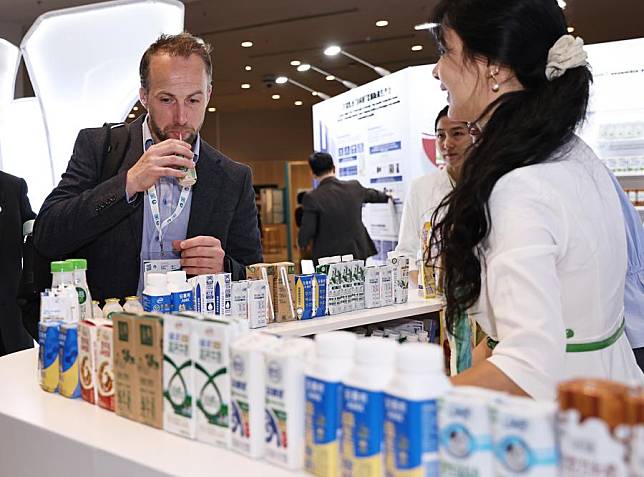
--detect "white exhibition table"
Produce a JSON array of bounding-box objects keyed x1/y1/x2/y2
[{"x1": 0, "y1": 295, "x2": 443, "y2": 476}]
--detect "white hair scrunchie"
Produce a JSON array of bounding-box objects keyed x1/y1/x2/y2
[{"x1": 545, "y1": 34, "x2": 588, "y2": 81}]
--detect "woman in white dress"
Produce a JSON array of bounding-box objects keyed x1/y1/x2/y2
[
  {"x1": 429, "y1": 0, "x2": 644, "y2": 399},
  {"x1": 395, "y1": 106, "x2": 469, "y2": 288}
]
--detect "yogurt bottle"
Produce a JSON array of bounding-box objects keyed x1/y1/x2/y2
[
  {"x1": 123, "y1": 296, "x2": 144, "y2": 313},
  {"x1": 102, "y1": 298, "x2": 123, "y2": 319},
  {"x1": 167, "y1": 270, "x2": 194, "y2": 312},
  {"x1": 142, "y1": 273, "x2": 171, "y2": 313}
]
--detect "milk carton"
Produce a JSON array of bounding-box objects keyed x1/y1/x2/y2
[
  {"x1": 439, "y1": 387, "x2": 504, "y2": 477},
  {"x1": 112, "y1": 313, "x2": 140, "y2": 421},
  {"x1": 491, "y1": 396, "x2": 558, "y2": 476},
  {"x1": 295, "y1": 274, "x2": 315, "y2": 320},
  {"x1": 38, "y1": 321, "x2": 61, "y2": 393},
  {"x1": 246, "y1": 263, "x2": 276, "y2": 323},
  {"x1": 265, "y1": 338, "x2": 315, "y2": 469},
  {"x1": 190, "y1": 273, "x2": 232, "y2": 318},
  {"x1": 192, "y1": 318, "x2": 244, "y2": 447},
  {"x1": 78, "y1": 319, "x2": 105, "y2": 404},
  {"x1": 230, "y1": 333, "x2": 280, "y2": 458},
  {"x1": 326, "y1": 260, "x2": 344, "y2": 315},
  {"x1": 388, "y1": 254, "x2": 409, "y2": 304},
  {"x1": 352, "y1": 261, "x2": 365, "y2": 311},
  {"x1": 231, "y1": 280, "x2": 250, "y2": 320},
  {"x1": 273, "y1": 262, "x2": 296, "y2": 322},
  {"x1": 380, "y1": 264, "x2": 394, "y2": 306},
  {"x1": 163, "y1": 315, "x2": 195, "y2": 438},
  {"x1": 59, "y1": 322, "x2": 81, "y2": 398},
  {"x1": 247, "y1": 279, "x2": 269, "y2": 329},
  {"x1": 96, "y1": 322, "x2": 115, "y2": 411},
  {"x1": 314, "y1": 274, "x2": 328, "y2": 317},
  {"x1": 364, "y1": 266, "x2": 381, "y2": 309},
  {"x1": 135, "y1": 315, "x2": 164, "y2": 428},
  {"x1": 341, "y1": 257, "x2": 355, "y2": 313}
]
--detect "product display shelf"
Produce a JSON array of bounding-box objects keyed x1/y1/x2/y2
[
  {"x1": 614, "y1": 171, "x2": 644, "y2": 178},
  {"x1": 0, "y1": 350, "x2": 305, "y2": 477},
  {"x1": 264, "y1": 294, "x2": 444, "y2": 337}
]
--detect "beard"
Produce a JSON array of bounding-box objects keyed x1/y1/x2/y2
[{"x1": 148, "y1": 115, "x2": 200, "y2": 146}]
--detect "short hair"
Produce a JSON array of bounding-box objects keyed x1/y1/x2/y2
[
  {"x1": 140, "y1": 32, "x2": 212, "y2": 91},
  {"x1": 434, "y1": 105, "x2": 449, "y2": 131},
  {"x1": 296, "y1": 191, "x2": 307, "y2": 204},
  {"x1": 308, "y1": 152, "x2": 335, "y2": 176}
]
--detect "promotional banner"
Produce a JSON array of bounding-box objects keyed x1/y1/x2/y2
[{"x1": 313, "y1": 65, "x2": 446, "y2": 262}]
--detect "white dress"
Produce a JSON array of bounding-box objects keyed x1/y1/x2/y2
[
  {"x1": 395, "y1": 167, "x2": 453, "y2": 270},
  {"x1": 471, "y1": 136, "x2": 644, "y2": 400}
]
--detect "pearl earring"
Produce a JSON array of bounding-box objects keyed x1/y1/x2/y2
[{"x1": 490, "y1": 70, "x2": 500, "y2": 92}]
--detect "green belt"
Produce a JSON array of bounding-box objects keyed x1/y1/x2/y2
[{"x1": 487, "y1": 317, "x2": 626, "y2": 353}]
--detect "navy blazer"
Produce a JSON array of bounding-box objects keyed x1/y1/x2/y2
[
  {"x1": 33, "y1": 115, "x2": 262, "y2": 302},
  {"x1": 0, "y1": 171, "x2": 35, "y2": 354}
]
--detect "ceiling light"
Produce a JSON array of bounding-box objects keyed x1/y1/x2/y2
[
  {"x1": 376, "y1": 20, "x2": 389, "y2": 27},
  {"x1": 272, "y1": 94, "x2": 280, "y2": 100},
  {"x1": 132, "y1": 106, "x2": 138, "y2": 111},
  {"x1": 414, "y1": 22, "x2": 439, "y2": 31},
  {"x1": 244, "y1": 65, "x2": 252, "y2": 71},
  {"x1": 324, "y1": 45, "x2": 341, "y2": 56},
  {"x1": 311, "y1": 91, "x2": 318, "y2": 96},
  {"x1": 128, "y1": 113, "x2": 135, "y2": 118},
  {"x1": 207, "y1": 107, "x2": 216, "y2": 112},
  {"x1": 325, "y1": 75, "x2": 335, "y2": 81},
  {"x1": 297, "y1": 64, "x2": 311, "y2": 72},
  {"x1": 241, "y1": 41, "x2": 253, "y2": 48},
  {"x1": 290, "y1": 60, "x2": 301, "y2": 66},
  {"x1": 411, "y1": 45, "x2": 423, "y2": 52},
  {"x1": 557, "y1": 0, "x2": 567, "y2": 9},
  {"x1": 294, "y1": 100, "x2": 303, "y2": 106},
  {"x1": 275, "y1": 76, "x2": 288, "y2": 84},
  {"x1": 241, "y1": 83, "x2": 251, "y2": 89},
  {"x1": 567, "y1": 26, "x2": 575, "y2": 33}
]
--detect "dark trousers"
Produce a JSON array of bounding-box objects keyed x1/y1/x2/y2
[{"x1": 634, "y1": 347, "x2": 644, "y2": 373}]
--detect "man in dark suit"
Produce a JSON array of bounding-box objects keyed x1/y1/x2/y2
[
  {"x1": 0, "y1": 171, "x2": 35, "y2": 355},
  {"x1": 298, "y1": 152, "x2": 390, "y2": 262},
  {"x1": 34, "y1": 33, "x2": 262, "y2": 302}
]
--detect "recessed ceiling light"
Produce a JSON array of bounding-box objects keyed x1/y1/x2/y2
[
  {"x1": 207, "y1": 107, "x2": 216, "y2": 112},
  {"x1": 294, "y1": 100, "x2": 303, "y2": 106},
  {"x1": 325, "y1": 75, "x2": 336, "y2": 81},
  {"x1": 376, "y1": 20, "x2": 389, "y2": 27},
  {"x1": 311, "y1": 91, "x2": 318, "y2": 96},
  {"x1": 272, "y1": 94, "x2": 281, "y2": 100},
  {"x1": 324, "y1": 46, "x2": 342, "y2": 56},
  {"x1": 557, "y1": 0, "x2": 567, "y2": 9},
  {"x1": 275, "y1": 76, "x2": 288, "y2": 84},
  {"x1": 241, "y1": 83, "x2": 251, "y2": 89},
  {"x1": 414, "y1": 22, "x2": 439, "y2": 31},
  {"x1": 128, "y1": 113, "x2": 135, "y2": 118},
  {"x1": 241, "y1": 41, "x2": 253, "y2": 48},
  {"x1": 244, "y1": 65, "x2": 252, "y2": 71},
  {"x1": 290, "y1": 60, "x2": 301, "y2": 66},
  {"x1": 297, "y1": 64, "x2": 311, "y2": 72},
  {"x1": 567, "y1": 26, "x2": 575, "y2": 33},
  {"x1": 132, "y1": 106, "x2": 138, "y2": 111},
  {"x1": 411, "y1": 45, "x2": 423, "y2": 52}
]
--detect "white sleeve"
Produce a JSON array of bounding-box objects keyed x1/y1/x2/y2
[
  {"x1": 483, "y1": 172, "x2": 567, "y2": 400},
  {"x1": 396, "y1": 179, "x2": 423, "y2": 271}
]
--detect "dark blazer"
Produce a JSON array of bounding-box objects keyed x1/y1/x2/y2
[
  {"x1": 33, "y1": 115, "x2": 262, "y2": 302},
  {"x1": 0, "y1": 172, "x2": 36, "y2": 354},
  {"x1": 297, "y1": 176, "x2": 389, "y2": 262}
]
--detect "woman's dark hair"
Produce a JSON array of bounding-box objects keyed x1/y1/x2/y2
[
  {"x1": 428, "y1": 0, "x2": 592, "y2": 333},
  {"x1": 308, "y1": 152, "x2": 335, "y2": 176},
  {"x1": 435, "y1": 105, "x2": 449, "y2": 131}
]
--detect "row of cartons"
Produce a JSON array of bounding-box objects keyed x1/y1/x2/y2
[{"x1": 246, "y1": 262, "x2": 296, "y2": 322}]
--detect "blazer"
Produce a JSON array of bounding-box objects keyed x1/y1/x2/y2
[
  {"x1": 297, "y1": 176, "x2": 389, "y2": 262},
  {"x1": 0, "y1": 171, "x2": 35, "y2": 354},
  {"x1": 33, "y1": 115, "x2": 262, "y2": 302}
]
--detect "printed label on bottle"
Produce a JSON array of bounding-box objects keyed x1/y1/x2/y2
[
  {"x1": 384, "y1": 394, "x2": 439, "y2": 477},
  {"x1": 306, "y1": 377, "x2": 342, "y2": 477},
  {"x1": 341, "y1": 385, "x2": 384, "y2": 477},
  {"x1": 143, "y1": 293, "x2": 171, "y2": 313},
  {"x1": 171, "y1": 290, "x2": 194, "y2": 312}
]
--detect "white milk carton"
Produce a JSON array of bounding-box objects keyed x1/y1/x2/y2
[
  {"x1": 352, "y1": 260, "x2": 366, "y2": 311},
  {"x1": 231, "y1": 280, "x2": 250, "y2": 320},
  {"x1": 265, "y1": 338, "x2": 315, "y2": 470},
  {"x1": 439, "y1": 387, "x2": 505, "y2": 477},
  {"x1": 229, "y1": 333, "x2": 280, "y2": 458},
  {"x1": 192, "y1": 318, "x2": 246, "y2": 448},
  {"x1": 247, "y1": 279, "x2": 269, "y2": 329},
  {"x1": 379, "y1": 264, "x2": 394, "y2": 306},
  {"x1": 341, "y1": 257, "x2": 355, "y2": 313},
  {"x1": 491, "y1": 396, "x2": 558, "y2": 476},
  {"x1": 163, "y1": 316, "x2": 195, "y2": 439},
  {"x1": 364, "y1": 266, "x2": 381, "y2": 309},
  {"x1": 387, "y1": 253, "x2": 409, "y2": 304},
  {"x1": 190, "y1": 273, "x2": 232, "y2": 318}
]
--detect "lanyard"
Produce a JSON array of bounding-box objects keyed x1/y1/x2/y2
[{"x1": 147, "y1": 182, "x2": 191, "y2": 251}]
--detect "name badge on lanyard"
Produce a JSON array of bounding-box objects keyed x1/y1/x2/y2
[{"x1": 147, "y1": 182, "x2": 191, "y2": 254}]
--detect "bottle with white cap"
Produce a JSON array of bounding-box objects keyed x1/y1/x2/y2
[
  {"x1": 384, "y1": 343, "x2": 451, "y2": 477},
  {"x1": 340, "y1": 337, "x2": 398, "y2": 477},
  {"x1": 142, "y1": 273, "x2": 171, "y2": 313},
  {"x1": 166, "y1": 270, "x2": 194, "y2": 312},
  {"x1": 305, "y1": 331, "x2": 357, "y2": 477}
]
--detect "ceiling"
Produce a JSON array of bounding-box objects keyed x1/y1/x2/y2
[{"x1": 2, "y1": 0, "x2": 644, "y2": 112}]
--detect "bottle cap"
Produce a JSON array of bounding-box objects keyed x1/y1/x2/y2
[
  {"x1": 125, "y1": 296, "x2": 139, "y2": 301},
  {"x1": 166, "y1": 270, "x2": 187, "y2": 285},
  {"x1": 396, "y1": 343, "x2": 443, "y2": 373},
  {"x1": 314, "y1": 331, "x2": 357, "y2": 359},
  {"x1": 147, "y1": 272, "x2": 167, "y2": 289},
  {"x1": 417, "y1": 330, "x2": 429, "y2": 340},
  {"x1": 354, "y1": 337, "x2": 397, "y2": 366},
  {"x1": 66, "y1": 258, "x2": 87, "y2": 270},
  {"x1": 50, "y1": 260, "x2": 73, "y2": 273},
  {"x1": 105, "y1": 298, "x2": 120, "y2": 303}
]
